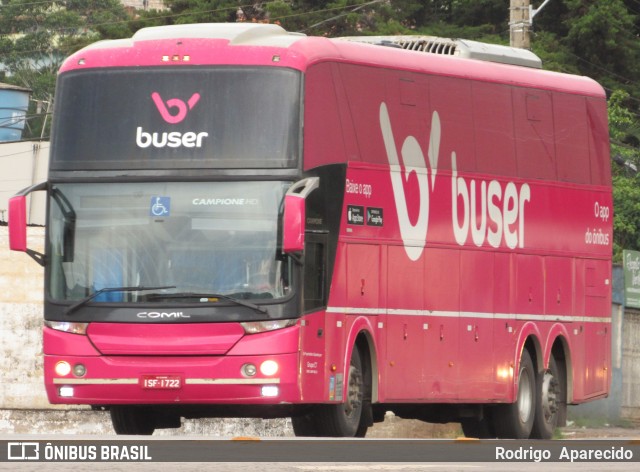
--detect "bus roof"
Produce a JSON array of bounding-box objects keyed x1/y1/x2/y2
[{"x1": 60, "y1": 23, "x2": 605, "y2": 99}]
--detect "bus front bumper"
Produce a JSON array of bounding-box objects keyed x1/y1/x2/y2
[{"x1": 44, "y1": 352, "x2": 300, "y2": 405}]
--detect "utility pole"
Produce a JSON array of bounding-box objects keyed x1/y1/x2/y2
[
  {"x1": 510, "y1": 0, "x2": 553, "y2": 49},
  {"x1": 510, "y1": 0, "x2": 531, "y2": 49}
]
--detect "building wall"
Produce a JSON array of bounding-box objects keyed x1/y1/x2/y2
[
  {"x1": 120, "y1": 0, "x2": 167, "y2": 10},
  {"x1": 0, "y1": 226, "x2": 49, "y2": 409},
  {"x1": 621, "y1": 310, "x2": 640, "y2": 421},
  {"x1": 0, "y1": 141, "x2": 48, "y2": 226}
]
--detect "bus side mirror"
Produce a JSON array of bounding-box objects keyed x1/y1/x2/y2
[
  {"x1": 8, "y1": 195, "x2": 27, "y2": 252},
  {"x1": 7, "y1": 182, "x2": 48, "y2": 266},
  {"x1": 283, "y1": 194, "x2": 305, "y2": 253},
  {"x1": 282, "y1": 177, "x2": 319, "y2": 254}
]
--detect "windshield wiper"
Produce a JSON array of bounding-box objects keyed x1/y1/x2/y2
[
  {"x1": 146, "y1": 292, "x2": 268, "y2": 314},
  {"x1": 66, "y1": 285, "x2": 176, "y2": 316}
]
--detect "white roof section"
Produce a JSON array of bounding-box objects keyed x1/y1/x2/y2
[
  {"x1": 336, "y1": 35, "x2": 542, "y2": 69},
  {"x1": 132, "y1": 23, "x2": 306, "y2": 48}
]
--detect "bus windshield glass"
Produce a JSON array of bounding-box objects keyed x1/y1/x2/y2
[
  {"x1": 47, "y1": 182, "x2": 292, "y2": 303},
  {"x1": 50, "y1": 66, "x2": 301, "y2": 170}
]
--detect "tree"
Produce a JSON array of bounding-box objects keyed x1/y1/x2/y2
[
  {"x1": 608, "y1": 90, "x2": 640, "y2": 262},
  {"x1": 563, "y1": 0, "x2": 640, "y2": 96},
  {"x1": 0, "y1": 0, "x2": 133, "y2": 138},
  {"x1": 164, "y1": 0, "x2": 239, "y2": 24}
]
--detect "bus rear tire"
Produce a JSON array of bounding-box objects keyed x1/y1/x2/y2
[
  {"x1": 110, "y1": 406, "x2": 156, "y2": 435},
  {"x1": 492, "y1": 349, "x2": 535, "y2": 439},
  {"x1": 530, "y1": 355, "x2": 564, "y2": 439}
]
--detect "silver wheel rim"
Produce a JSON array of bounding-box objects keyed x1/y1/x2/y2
[
  {"x1": 517, "y1": 365, "x2": 533, "y2": 424},
  {"x1": 541, "y1": 370, "x2": 559, "y2": 423},
  {"x1": 345, "y1": 363, "x2": 363, "y2": 418}
]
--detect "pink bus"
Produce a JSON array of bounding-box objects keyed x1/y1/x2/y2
[{"x1": 9, "y1": 23, "x2": 612, "y2": 439}]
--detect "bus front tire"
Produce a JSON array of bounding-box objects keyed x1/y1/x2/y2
[
  {"x1": 461, "y1": 409, "x2": 496, "y2": 439},
  {"x1": 293, "y1": 348, "x2": 368, "y2": 437},
  {"x1": 110, "y1": 406, "x2": 156, "y2": 435}
]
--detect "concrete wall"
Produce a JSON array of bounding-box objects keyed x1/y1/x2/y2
[
  {"x1": 121, "y1": 0, "x2": 167, "y2": 10},
  {"x1": 568, "y1": 303, "x2": 624, "y2": 422},
  {"x1": 0, "y1": 226, "x2": 48, "y2": 409},
  {"x1": 621, "y1": 310, "x2": 640, "y2": 421},
  {"x1": 0, "y1": 141, "x2": 48, "y2": 225}
]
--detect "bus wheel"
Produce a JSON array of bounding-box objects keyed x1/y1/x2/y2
[
  {"x1": 493, "y1": 349, "x2": 535, "y2": 439},
  {"x1": 460, "y1": 410, "x2": 496, "y2": 438},
  {"x1": 317, "y1": 348, "x2": 367, "y2": 437},
  {"x1": 530, "y1": 355, "x2": 563, "y2": 439},
  {"x1": 110, "y1": 406, "x2": 155, "y2": 435},
  {"x1": 291, "y1": 412, "x2": 320, "y2": 437},
  {"x1": 293, "y1": 348, "x2": 369, "y2": 437}
]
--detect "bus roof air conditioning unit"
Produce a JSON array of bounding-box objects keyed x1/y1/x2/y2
[{"x1": 337, "y1": 36, "x2": 542, "y2": 69}]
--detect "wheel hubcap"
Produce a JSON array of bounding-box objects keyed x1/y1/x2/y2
[
  {"x1": 345, "y1": 364, "x2": 363, "y2": 418},
  {"x1": 541, "y1": 370, "x2": 559, "y2": 423},
  {"x1": 517, "y1": 366, "x2": 533, "y2": 424}
]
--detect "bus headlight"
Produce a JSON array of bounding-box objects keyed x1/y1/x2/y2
[
  {"x1": 240, "y1": 319, "x2": 296, "y2": 334},
  {"x1": 260, "y1": 360, "x2": 279, "y2": 376},
  {"x1": 241, "y1": 364, "x2": 257, "y2": 377},
  {"x1": 55, "y1": 361, "x2": 71, "y2": 377},
  {"x1": 45, "y1": 321, "x2": 88, "y2": 335},
  {"x1": 73, "y1": 364, "x2": 87, "y2": 377},
  {"x1": 261, "y1": 386, "x2": 279, "y2": 397},
  {"x1": 59, "y1": 386, "x2": 74, "y2": 398}
]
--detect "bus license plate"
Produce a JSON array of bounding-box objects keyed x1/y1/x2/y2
[{"x1": 141, "y1": 375, "x2": 181, "y2": 389}]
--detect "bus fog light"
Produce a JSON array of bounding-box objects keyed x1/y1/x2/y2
[
  {"x1": 260, "y1": 360, "x2": 279, "y2": 376},
  {"x1": 73, "y1": 364, "x2": 86, "y2": 377},
  {"x1": 242, "y1": 364, "x2": 257, "y2": 377},
  {"x1": 59, "y1": 386, "x2": 74, "y2": 397},
  {"x1": 55, "y1": 361, "x2": 71, "y2": 377},
  {"x1": 261, "y1": 386, "x2": 279, "y2": 397}
]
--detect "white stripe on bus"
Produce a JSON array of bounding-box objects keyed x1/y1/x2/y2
[{"x1": 325, "y1": 307, "x2": 610, "y2": 323}]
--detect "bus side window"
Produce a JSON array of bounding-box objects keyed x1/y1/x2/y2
[{"x1": 304, "y1": 237, "x2": 327, "y2": 312}]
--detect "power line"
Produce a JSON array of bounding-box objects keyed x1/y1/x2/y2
[
  {"x1": 0, "y1": 143, "x2": 50, "y2": 159},
  {"x1": 300, "y1": 0, "x2": 383, "y2": 32},
  {"x1": 567, "y1": 51, "x2": 639, "y2": 88},
  {"x1": 0, "y1": 2, "x2": 265, "y2": 38},
  {"x1": 0, "y1": 0, "x2": 63, "y2": 8}
]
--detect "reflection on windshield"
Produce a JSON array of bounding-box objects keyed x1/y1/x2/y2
[{"x1": 48, "y1": 182, "x2": 291, "y2": 303}]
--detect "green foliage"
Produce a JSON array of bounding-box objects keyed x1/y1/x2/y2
[
  {"x1": 165, "y1": 0, "x2": 237, "y2": 24},
  {"x1": 612, "y1": 174, "x2": 640, "y2": 262},
  {"x1": 0, "y1": 0, "x2": 134, "y2": 138},
  {"x1": 608, "y1": 90, "x2": 640, "y2": 261},
  {"x1": 530, "y1": 31, "x2": 580, "y2": 75},
  {"x1": 563, "y1": 0, "x2": 640, "y2": 94}
]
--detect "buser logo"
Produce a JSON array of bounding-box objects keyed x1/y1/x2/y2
[
  {"x1": 380, "y1": 102, "x2": 440, "y2": 261},
  {"x1": 152, "y1": 92, "x2": 200, "y2": 124},
  {"x1": 380, "y1": 101, "x2": 531, "y2": 260},
  {"x1": 136, "y1": 91, "x2": 209, "y2": 149}
]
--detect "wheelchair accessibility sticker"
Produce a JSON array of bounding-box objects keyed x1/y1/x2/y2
[{"x1": 150, "y1": 196, "x2": 170, "y2": 217}]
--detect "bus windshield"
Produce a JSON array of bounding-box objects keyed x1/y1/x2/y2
[{"x1": 47, "y1": 181, "x2": 292, "y2": 303}]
